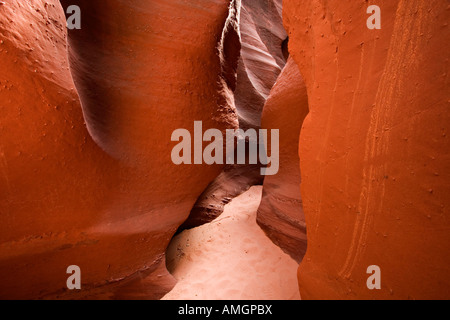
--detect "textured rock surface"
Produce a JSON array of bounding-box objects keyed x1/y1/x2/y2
[
  {"x1": 181, "y1": 0, "x2": 288, "y2": 229},
  {"x1": 164, "y1": 187, "x2": 301, "y2": 300},
  {"x1": 285, "y1": 0, "x2": 450, "y2": 299},
  {"x1": 0, "y1": 0, "x2": 237, "y2": 299},
  {"x1": 256, "y1": 58, "x2": 309, "y2": 263},
  {"x1": 61, "y1": 0, "x2": 238, "y2": 163},
  {"x1": 235, "y1": 0, "x2": 287, "y2": 130}
]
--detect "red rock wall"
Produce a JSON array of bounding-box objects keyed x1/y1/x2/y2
[
  {"x1": 181, "y1": 0, "x2": 288, "y2": 229},
  {"x1": 256, "y1": 58, "x2": 309, "y2": 263},
  {"x1": 235, "y1": 0, "x2": 287, "y2": 130},
  {"x1": 284, "y1": 0, "x2": 450, "y2": 299},
  {"x1": 0, "y1": 0, "x2": 237, "y2": 299}
]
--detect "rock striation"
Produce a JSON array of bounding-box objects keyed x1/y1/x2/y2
[
  {"x1": 284, "y1": 0, "x2": 450, "y2": 299},
  {"x1": 256, "y1": 57, "x2": 309, "y2": 263},
  {"x1": 181, "y1": 0, "x2": 289, "y2": 230},
  {"x1": 0, "y1": 0, "x2": 238, "y2": 299}
]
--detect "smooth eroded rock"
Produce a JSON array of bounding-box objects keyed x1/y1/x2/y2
[
  {"x1": 0, "y1": 0, "x2": 237, "y2": 299},
  {"x1": 181, "y1": 0, "x2": 288, "y2": 230},
  {"x1": 285, "y1": 0, "x2": 450, "y2": 299}
]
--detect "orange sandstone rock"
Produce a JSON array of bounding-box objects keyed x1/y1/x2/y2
[
  {"x1": 256, "y1": 58, "x2": 309, "y2": 263},
  {"x1": 181, "y1": 0, "x2": 288, "y2": 229},
  {"x1": 235, "y1": 0, "x2": 287, "y2": 130},
  {"x1": 284, "y1": 0, "x2": 450, "y2": 299},
  {"x1": 0, "y1": 0, "x2": 237, "y2": 299}
]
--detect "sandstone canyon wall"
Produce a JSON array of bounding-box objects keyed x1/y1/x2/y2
[
  {"x1": 256, "y1": 57, "x2": 309, "y2": 263},
  {"x1": 284, "y1": 0, "x2": 450, "y2": 299},
  {"x1": 181, "y1": 0, "x2": 290, "y2": 230},
  {"x1": 0, "y1": 0, "x2": 238, "y2": 299},
  {"x1": 235, "y1": 0, "x2": 287, "y2": 130},
  {"x1": 1, "y1": 0, "x2": 449, "y2": 301}
]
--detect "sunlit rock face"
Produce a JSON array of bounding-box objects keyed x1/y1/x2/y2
[
  {"x1": 0, "y1": 0, "x2": 237, "y2": 299},
  {"x1": 284, "y1": 0, "x2": 450, "y2": 299}
]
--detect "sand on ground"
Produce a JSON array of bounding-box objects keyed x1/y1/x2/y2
[{"x1": 162, "y1": 186, "x2": 301, "y2": 300}]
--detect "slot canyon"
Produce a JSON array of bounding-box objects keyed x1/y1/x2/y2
[{"x1": 0, "y1": 0, "x2": 449, "y2": 301}]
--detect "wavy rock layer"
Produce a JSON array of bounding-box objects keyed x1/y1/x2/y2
[
  {"x1": 256, "y1": 58, "x2": 309, "y2": 263},
  {"x1": 181, "y1": 0, "x2": 287, "y2": 229},
  {"x1": 284, "y1": 0, "x2": 450, "y2": 299},
  {"x1": 0, "y1": 0, "x2": 237, "y2": 299}
]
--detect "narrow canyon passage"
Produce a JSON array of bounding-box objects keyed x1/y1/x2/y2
[
  {"x1": 161, "y1": 0, "x2": 305, "y2": 300},
  {"x1": 1, "y1": 0, "x2": 448, "y2": 301},
  {"x1": 163, "y1": 187, "x2": 300, "y2": 300}
]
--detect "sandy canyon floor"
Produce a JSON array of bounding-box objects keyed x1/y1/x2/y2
[{"x1": 162, "y1": 186, "x2": 301, "y2": 300}]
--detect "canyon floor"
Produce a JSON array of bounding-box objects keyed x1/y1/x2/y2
[{"x1": 162, "y1": 186, "x2": 301, "y2": 300}]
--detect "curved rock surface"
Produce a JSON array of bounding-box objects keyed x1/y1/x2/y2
[
  {"x1": 0, "y1": 0, "x2": 237, "y2": 299},
  {"x1": 181, "y1": 0, "x2": 288, "y2": 230},
  {"x1": 2, "y1": 0, "x2": 449, "y2": 301},
  {"x1": 256, "y1": 57, "x2": 309, "y2": 263},
  {"x1": 284, "y1": 0, "x2": 450, "y2": 299},
  {"x1": 61, "y1": 0, "x2": 238, "y2": 163},
  {"x1": 165, "y1": 187, "x2": 301, "y2": 300},
  {"x1": 235, "y1": 0, "x2": 287, "y2": 130}
]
